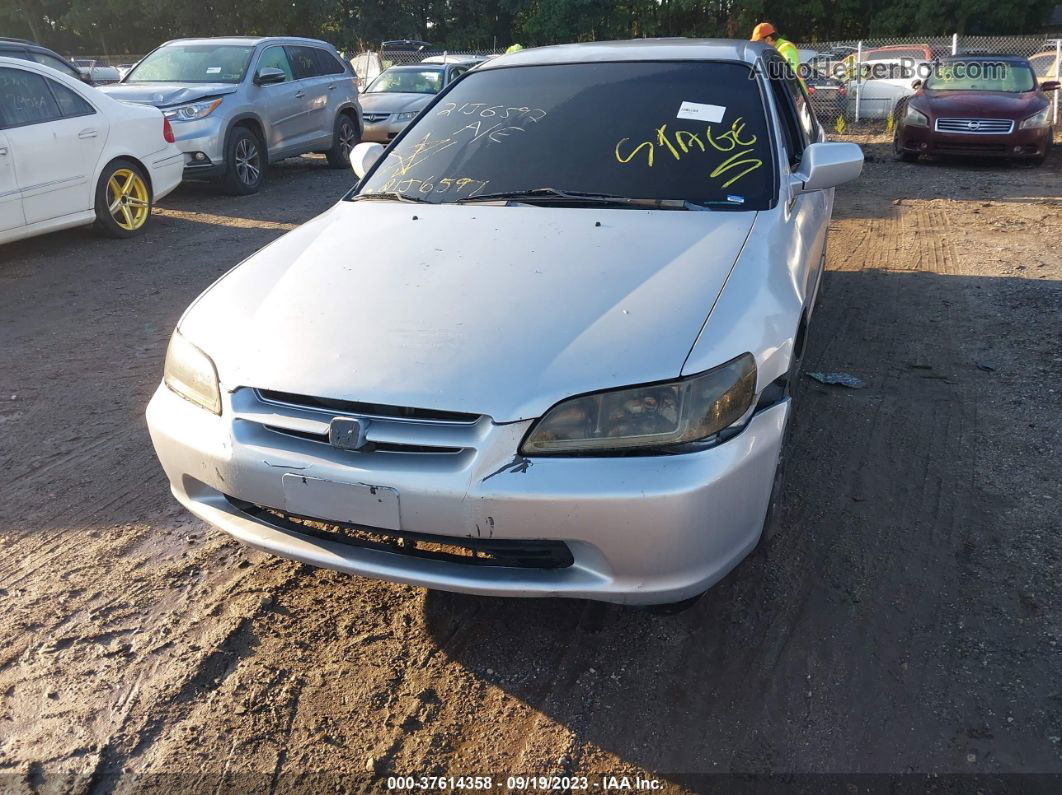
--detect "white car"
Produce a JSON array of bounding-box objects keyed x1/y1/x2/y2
[
  {"x1": 147, "y1": 40, "x2": 862, "y2": 609},
  {"x1": 0, "y1": 57, "x2": 183, "y2": 245}
]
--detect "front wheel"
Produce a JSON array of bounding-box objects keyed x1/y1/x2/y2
[
  {"x1": 220, "y1": 127, "x2": 265, "y2": 195},
  {"x1": 326, "y1": 113, "x2": 360, "y2": 169},
  {"x1": 94, "y1": 160, "x2": 152, "y2": 238}
]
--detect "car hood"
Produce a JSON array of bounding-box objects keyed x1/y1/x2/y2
[
  {"x1": 180, "y1": 202, "x2": 756, "y2": 422},
  {"x1": 99, "y1": 82, "x2": 238, "y2": 107},
  {"x1": 359, "y1": 92, "x2": 434, "y2": 114},
  {"x1": 922, "y1": 90, "x2": 1041, "y2": 118}
]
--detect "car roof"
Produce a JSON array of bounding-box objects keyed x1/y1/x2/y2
[
  {"x1": 383, "y1": 63, "x2": 446, "y2": 71},
  {"x1": 477, "y1": 38, "x2": 769, "y2": 70},
  {"x1": 160, "y1": 36, "x2": 335, "y2": 48},
  {"x1": 944, "y1": 53, "x2": 1031, "y2": 62}
]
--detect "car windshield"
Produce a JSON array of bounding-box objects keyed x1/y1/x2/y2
[
  {"x1": 125, "y1": 44, "x2": 254, "y2": 84},
  {"x1": 366, "y1": 69, "x2": 444, "y2": 94},
  {"x1": 354, "y1": 61, "x2": 776, "y2": 210},
  {"x1": 926, "y1": 61, "x2": 1035, "y2": 92}
]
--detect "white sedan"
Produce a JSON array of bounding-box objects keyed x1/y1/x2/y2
[
  {"x1": 0, "y1": 57, "x2": 184, "y2": 246},
  {"x1": 148, "y1": 40, "x2": 863, "y2": 610}
]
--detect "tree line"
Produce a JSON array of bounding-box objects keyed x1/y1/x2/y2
[{"x1": 2, "y1": 0, "x2": 1056, "y2": 55}]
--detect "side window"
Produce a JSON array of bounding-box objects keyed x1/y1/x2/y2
[
  {"x1": 257, "y1": 46, "x2": 294, "y2": 82},
  {"x1": 784, "y1": 74, "x2": 817, "y2": 143},
  {"x1": 767, "y1": 72, "x2": 803, "y2": 166},
  {"x1": 448, "y1": 66, "x2": 469, "y2": 83},
  {"x1": 49, "y1": 79, "x2": 95, "y2": 117},
  {"x1": 287, "y1": 46, "x2": 320, "y2": 80},
  {"x1": 28, "y1": 52, "x2": 81, "y2": 80},
  {"x1": 312, "y1": 48, "x2": 346, "y2": 76},
  {"x1": 0, "y1": 67, "x2": 62, "y2": 128}
]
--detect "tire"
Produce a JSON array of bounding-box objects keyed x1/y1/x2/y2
[
  {"x1": 893, "y1": 132, "x2": 919, "y2": 163},
  {"x1": 762, "y1": 317, "x2": 808, "y2": 541},
  {"x1": 326, "y1": 113, "x2": 360, "y2": 169},
  {"x1": 94, "y1": 159, "x2": 152, "y2": 239},
  {"x1": 220, "y1": 126, "x2": 265, "y2": 195}
]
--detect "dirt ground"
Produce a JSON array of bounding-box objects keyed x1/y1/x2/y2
[{"x1": 0, "y1": 133, "x2": 1060, "y2": 792}]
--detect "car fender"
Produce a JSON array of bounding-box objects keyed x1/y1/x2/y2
[
  {"x1": 222, "y1": 112, "x2": 269, "y2": 160},
  {"x1": 681, "y1": 207, "x2": 818, "y2": 395}
]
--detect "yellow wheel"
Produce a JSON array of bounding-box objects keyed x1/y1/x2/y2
[{"x1": 95, "y1": 160, "x2": 153, "y2": 238}]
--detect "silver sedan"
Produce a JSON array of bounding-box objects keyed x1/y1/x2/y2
[{"x1": 147, "y1": 39, "x2": 862, "y2": 608}]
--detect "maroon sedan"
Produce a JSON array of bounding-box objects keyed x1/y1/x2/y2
[{"x1": 893, "y1": 55, "x2": 1059, "y2": 164}]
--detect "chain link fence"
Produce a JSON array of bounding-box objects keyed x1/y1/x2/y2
[{"x1": 792, "y1": 35, "x2": 1061, "y2": 127}]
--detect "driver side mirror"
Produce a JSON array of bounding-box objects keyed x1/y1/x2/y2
[
  {"x1": 791, "y1": 142, "x2": 864, "y2": 193},
  {"x1": 1041, "y1": 80, "x2": 1061, "y2": 92},
  {"x1": 351, "y1": 142, "x2": 385, "y2": 179},
  {"x1": 254, "y1": 67, "x2": 286, "y2": 86},
  {"x1": 911, "y1": 79, "x2": 923, "y2": 89}
]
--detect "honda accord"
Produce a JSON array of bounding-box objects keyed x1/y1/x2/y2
[{"x1": 147, "y1": 40, "x2": 863, "y2": 608}]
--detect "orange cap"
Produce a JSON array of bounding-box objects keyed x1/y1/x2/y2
[{"x1": 751, "y1": 22, "x2": 776, "y2": 41}]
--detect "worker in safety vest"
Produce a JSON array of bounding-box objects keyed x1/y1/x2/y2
[
  {"x1": 505, "y1": 43, "x2": 524, "y2": 55},
  {"x1": 751, "y1": 22, "x2": 801, "y2": 76}
]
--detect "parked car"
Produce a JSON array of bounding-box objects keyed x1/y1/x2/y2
[
  {"x1": 848, "y1": 44, "x2": 934, "y2": 119},
  {"x1": 0, "y1": 37, "x2": 87, "y2": 84},
  {"x1": 0, "y1": 57, "x2": 183, "y2": 245},
  {"x1": 146, "y1": 39, "x2": 863, "y2": 610},
  {"x1": 72, "y1": 59, "x2": 122, "y2": 84},
  {"x1": 805, "y1": 67, "x2": 849, "y2": 120},
  {"x1": 1028, "y1": 50, "x2": 1059, "y2": 79},
  {"x1": 893, "y1": 55, "x2": 1059, "y2": 164},
  {"x1": 360, "y1": 62, "x2": 474, "y2": 142},
  {"x1": 100, "y1": 37, "x2": 362, "y2": 194}
]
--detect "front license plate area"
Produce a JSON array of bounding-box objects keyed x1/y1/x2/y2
[{"x1": 281, "y1": 474, "x2": 400, "y2": 531}]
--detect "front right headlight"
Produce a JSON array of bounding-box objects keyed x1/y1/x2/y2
[
  {"x1": 1020, "y1": 106, "x2": 1051, "y2": 129},
  {"x1": 394, "y1": 111, "x2": 418, "y2": 122},
  {"x1": 163, "y1": 97, "x2": 223, "y2": 122},
  {"x1": 164, "y1": 330, "x2": 221, "y2": 414},
  {"x1": 904, "y1": 105, "x2": 929, "y2": 127},
  {"x1": 520, "y1": 353, "x2": 757, "y2": 456}
]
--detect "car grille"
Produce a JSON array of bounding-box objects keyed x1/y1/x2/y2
[
  {"x1": 230, "y1": 387, "x2": 488, "y2": 464},
  {"x1": 934, "y1": 118, "x2": 1014, "y2": 135},
  {"x1": 228, "y1": 498, "x2": 574, "y2": 569},
  {"x1": 362, "y1": 113, "x2": 390, "y2": 123}
]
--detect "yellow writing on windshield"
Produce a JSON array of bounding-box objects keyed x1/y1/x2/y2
[{"x1": 614, "y1": 117, "x2": 763, "y2": 189}]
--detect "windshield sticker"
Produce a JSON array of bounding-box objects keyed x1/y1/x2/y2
[
  {"x1": 205, "y1": 67, "x2": 221, "y2": 74},
  {"x1": 614, "y1": 117, "x2": 764, "y2": 189},
  {"x1": 676, "y1": 101, "x2": 726, "y2": 123}
]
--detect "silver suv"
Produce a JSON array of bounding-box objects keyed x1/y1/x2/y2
[{"x1": 101, "y1": 37, "x2": 362, "y2": 194}]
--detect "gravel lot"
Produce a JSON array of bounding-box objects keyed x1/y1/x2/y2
[{"x1": 0, "y1": 135, "x2": 1060, "y2": 791}]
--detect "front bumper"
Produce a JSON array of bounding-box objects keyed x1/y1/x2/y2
[
  {"x1": 146, "y1": 384, "x2": 788, "y2": 605},
  {"x1": 165, "y1": 115, "x2": 227, "y2": 176},
  {"x1": 362, "y1": 118, "x2": 411, "y2": 143},
  {"x1": 898, "y1": 123, "x2": 1052, "y2": 158}
]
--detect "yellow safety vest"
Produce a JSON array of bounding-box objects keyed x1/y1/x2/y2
[{"x1": 774, "y1": 37, "x2": 801, "y2": 75}]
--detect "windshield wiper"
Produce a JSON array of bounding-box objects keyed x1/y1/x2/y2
[
  {"x1": 456, "y1": 188, "x2": 727, "y2": 210},
  {"x1": 350, "y1": 191, "x2": 433, "y2": 204}
]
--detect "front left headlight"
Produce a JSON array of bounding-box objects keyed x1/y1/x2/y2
[
  {"x1": 163, "y1": 97, "x2": 223, "y2": 122},
  {"x1": 1020, "y1": 106, "x2": 1051, "y2": 130},
  {"x1": 164, "y1": 330, "x2": 222, "y2": 415},
  {"x1": 394, "y1": 111, "x2": 418, "y2": 122},
  {"x1": 520, "y1": 353, "x2": 757, "y2": 456}
]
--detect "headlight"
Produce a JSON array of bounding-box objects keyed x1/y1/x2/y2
[
  {"x1": 164, "y1": 330, "x2": 221, "y2": 414},
  {"x1": 394, "y1": 111, "x2": 418, "y2": 122},
  {"x1": 163, "y1": 97, "x2": 223, "y2": 122},
  {"x1": 1020, "y1": 106, "x2": 1051, "y2": 129},
  {"x1": 904, "y1": 105, "x2": 929, "y2": 127},
  {"x1": 520, "y1": 353, "x2": 757, "y2": 456}
]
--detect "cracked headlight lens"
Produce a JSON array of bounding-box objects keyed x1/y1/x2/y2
[
  {"x1": 164, "y1": 330, "x2": 221, "y2": 414},
  {"x1": 521, "y1": 353, "x2": 757, "y2": 455}
]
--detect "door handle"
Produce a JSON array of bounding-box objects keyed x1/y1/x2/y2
[
  {"x1": 294, "y1": 90, "x2": 305, "y2": 99},
  {"x1": 0, "y1": 147, "x2": 7, "y2": 156},
  {"x1": 78, "y1": 129, "x2": 98, "y2": 139},
  {"x1": 328, "y1": 83, "x2": 336, "y2": 91}
]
